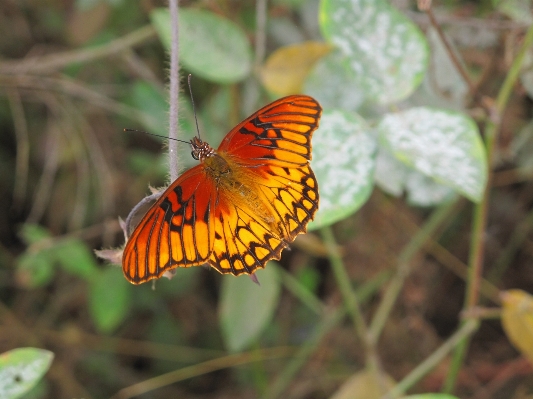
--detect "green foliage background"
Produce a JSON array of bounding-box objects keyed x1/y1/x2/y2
[{"x1": 0, "y1": 0, "x2": 532, "y2": 398}]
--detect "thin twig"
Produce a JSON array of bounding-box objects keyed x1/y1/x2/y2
[
  {"x1": 0, "y1": 74, "x2": 160, "y2": 128},
  {"x1": 41, "y1": 327, "x2": 226, "y2": 361},
  {"x1": 406, "y1": 10, "x2": 529, "y2": 30},
  {"x1": 0, "y1": 25, "x2": 156, "y2": 74},
  {"x1": 424, "y1": 6, "x2": 476, "y2": 95}
]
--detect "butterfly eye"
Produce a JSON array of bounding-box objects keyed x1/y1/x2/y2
[{"x1": 191, "y1": 151, "x2": 199, "y2": 160}]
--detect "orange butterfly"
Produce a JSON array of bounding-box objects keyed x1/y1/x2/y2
[{"x1": 122, "y1": 95, "x2": 322, "y2": 284}]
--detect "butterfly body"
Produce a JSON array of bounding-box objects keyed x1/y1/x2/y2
[{"x1": 123, "y1": 95, "x2": 322, "y2": 284}]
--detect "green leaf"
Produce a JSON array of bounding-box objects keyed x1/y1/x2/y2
[
  {"x1": 156, "y1": 267, "x2": 201, "y2": 299},
  {"x1": 89, "y1": 268, "x2": 132, "y2": 333},
  {"x1": 151, "y1": 8, "x2": 252, "y2": 83},
  {"x1": 15, "y1": 253, "x2": 55, "y2": 288},
  {"x1": 130, "y1": 81, "x2": 196, "y2": 141},
  {"x1": 53, "y1": 238, "x2": 99, "y2": 280},
  {"x1": 219, "y1": 264, "x2": 281, "y2": 352},
  {"x1": 320, "y1": 0, "x2": 428, "y2": 104},
  {"x1": 18, "y1": 224, "x2": 51, "y2": 246},
  {"x1": 378, "y1": 107, "x2": 487, "y2": 202},
  {"x1": 309, "y1": 109, "x2": 376, "y2": 230},
  {"x1": 126, "y1": 151, "x2": 167, "y2": 179},
  {"x1": 0, "y1": 348, "x2": 54, "y2": 399},
  {"x1": 295, "y1": 267, "x2": 320, "y2": 293},
  {"x1": 130, "y1": 81, "x2": 168, "y2": 137}
]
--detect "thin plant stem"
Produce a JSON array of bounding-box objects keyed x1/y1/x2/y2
[
  {"x1": 443, "y1": 22, "x2": 533, "y2": 393},
  {"x1": 251, "y1": 342, "x2": 269, "y2": 396},
  {"x1": 263, "y1": 272, "x2": 388, "y2": 399},
  {"x1": 278, "y1": 266, "x2": 324, "y2": 315},
  {"x1": 369, "y1": 199, "x2": 458, "y2": 342},
  {"x1": 41, "y1": 327, "x2": 224, "y2": 361},
  {"x1": 263, "y1": 307, "x2": 346, "y2": 399},
  {"x1": 122, "y1": 1, "x2": 180, "y2": 236},
  {"x1": 319, "y1": 226, "x2": 383, "y2": 384},
  {"x1": 110, "y1": 347, "x2": 296, "y2": 399},
  {"x1": 385, "y1": 319, "x2": 479, "y2": 399},
  {"x1": 168, "y1": 0, "x2": 180, "y2": 181},
  {"x1": 319, "y1": 226, "x2": 368, "y2": 341},
  {"x1": 424, "y1": 7, "x2": 476, "y2": 94}
]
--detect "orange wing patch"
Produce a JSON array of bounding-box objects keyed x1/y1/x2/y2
[
  {"x1": 208, "y1": 201, "x2": 286, "y2": 275},
  {"x1": 122, "y1": 168, "x2": 216, "y2": 284}
]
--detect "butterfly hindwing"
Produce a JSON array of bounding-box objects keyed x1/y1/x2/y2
[
  {"x1": 123, "y1": 167, "x2": 216, "y2": 284},
  {"x1": 208, "y1": 191, "x2": 287, "y2": 275},
  {"x1": 259, "y1": 163, "x2": 319, "y2": 240}
]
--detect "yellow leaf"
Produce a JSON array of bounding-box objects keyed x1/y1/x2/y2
[
  {"x1": 330, "y1": 370, "x2": 396, "y2": 399},
  {"x1": 500, "y1": 289, "x2": 533, "y2": 363},
  {"x1": 260, "y1": 41, "x2": 331, "y2": 96}
]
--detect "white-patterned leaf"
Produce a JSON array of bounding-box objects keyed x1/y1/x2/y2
[
  {"x1": 0, "y1": 348, "x2": 53, "y2": 399},
  {"x1": 309, "y1": 109, "x2": 376, "y2": 229},
  {"x1": 320, "y1": 0, "x2": 428, "y2": 104},
  {"x1": 375, "y1": 147, "x2": 457, "y2": 207},
  {"x1": 378, "y1": 107, "x2": 487, "y2": 202}
]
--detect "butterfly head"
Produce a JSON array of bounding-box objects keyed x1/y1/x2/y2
[{"x1": 190, "y1": 137, "x2": 215, "y2": 162}]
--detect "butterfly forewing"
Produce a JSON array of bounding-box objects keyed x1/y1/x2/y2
[
  {"x1": 123, "y1": 168, "x2": 216, "y2": 284},
  {"x1": 218, "y1": 95, "x2": 321, "y2": 168}
]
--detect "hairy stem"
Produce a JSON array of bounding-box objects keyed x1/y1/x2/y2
[{"x1": 168, "y1": 0, "x2": 180, "y2": 181}]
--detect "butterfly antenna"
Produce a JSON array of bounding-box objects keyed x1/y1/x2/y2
[
  {"x1": 124, "y1": 128, "x2": 190, "y2": 144},
  {"x1": 188, "y1": 74, "x2": 202, "y2": 139}
]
